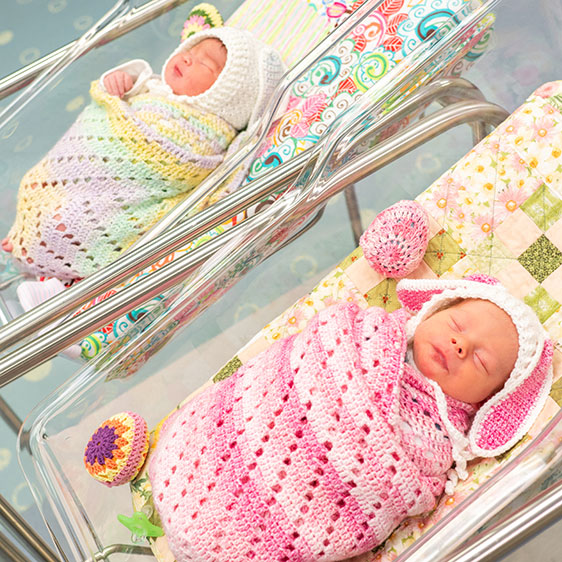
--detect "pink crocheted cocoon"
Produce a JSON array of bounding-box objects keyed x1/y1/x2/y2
[
  {"x1": 149, "y1": 303, "x2": 472, "y2": 561},
  {"x1": 360, "y1": 200, "x2": 429, "y2": 278}
]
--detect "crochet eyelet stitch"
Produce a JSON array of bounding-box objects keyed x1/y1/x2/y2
[{"x1": 148, "y1": 304, "x2": 472, "y2": 561}]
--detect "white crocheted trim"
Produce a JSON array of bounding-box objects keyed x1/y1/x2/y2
[{"x1": 401, "y1": 278, "x2": 485, "y2": 340}]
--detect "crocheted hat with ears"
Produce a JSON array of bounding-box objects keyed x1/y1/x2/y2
[
  {"x1": 162, "y1": 24, "x2": 286, "y2": 130},
  {"x1": 396, "y1": 274, "x2": 554, "y2": 465}
]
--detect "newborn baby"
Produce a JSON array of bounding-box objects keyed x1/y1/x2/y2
[
  {"x1": 3, "y1": 25, "x2": 285, "y2": 281},
  {"x1": 147, "y1": 201, "x2": 553, "y2": 561}
]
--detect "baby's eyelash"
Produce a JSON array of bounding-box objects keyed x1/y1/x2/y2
[
  {"x1": 451, "y1": 317, "x2": 462, "y2": 331},
  {"x1": 474, "y1": 352, "x2": 488, "y2": 375}
]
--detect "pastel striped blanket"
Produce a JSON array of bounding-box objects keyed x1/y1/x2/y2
[
  {"x1": 148, "y1": 303, "x2": 472, "y2": 561},
  {"x1": 7, "y1": 80, "x2": 236, "y2": 280}
]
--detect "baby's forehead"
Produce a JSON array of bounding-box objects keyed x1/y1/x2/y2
[
  {"x1": 190, "y1": 37, "x2": 226, "y2": 51},
  {"x1": 447, "y1": 298, "x2": 516, "y2": 327}
]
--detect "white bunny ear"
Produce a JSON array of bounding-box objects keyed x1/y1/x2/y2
[{"x1": 396, "y1": 273, "x2": 501, "y2": 314}]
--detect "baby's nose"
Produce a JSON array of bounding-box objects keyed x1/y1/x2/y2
[{"x1": 450, "y1": 335, "x2": 467, "y2": 358}]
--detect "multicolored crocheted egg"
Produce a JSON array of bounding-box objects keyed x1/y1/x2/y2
[
  {"x1": 84, "y1": 411, "x2": 149, "y2": 487},
  {"x1": 181, "y1": 3, "x2": 223, "y2": 42}
]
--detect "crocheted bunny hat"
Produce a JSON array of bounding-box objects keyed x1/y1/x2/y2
[
  {"x1": 161, "y1": 26, "x2": 286, "y2": 130},
  {"x1": 396, "y1": 274, "x2": 554, "y2": 481}
]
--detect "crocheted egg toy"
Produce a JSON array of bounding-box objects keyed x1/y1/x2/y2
[
  {"x1": 84, "y1": 411, "x2": 149, "y2": 487},
  {"x1": 360, "y1": 200, "x2": 429, "y2": 278},
  {"x1": 181, "y1": 2, "x2": 223, "y2": 41}
]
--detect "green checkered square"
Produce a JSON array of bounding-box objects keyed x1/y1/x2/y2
[
  {"x1": 520, "y1": 183, "x2": 562, "y2": 231},
  {"x1": 213, "y1": 356, "x2": 243, "y2": 382},
  {"x1": 550, "y1": 376, "x2": 562, "y2": 407},
  {"x1": 547, "y1": 94, "x2": 562, "y2": 113},
  {"x1": 523, "y1": 285, "x2": 560, "y2": 323},
  {"x1": 423, "y1": 229, "x2": 465, "y2": 276},
  {"x1": 518, "y1": 235, "x2": 562, "y2": 283},
  {"x1": 468, "y1": 236, "x2": 516, "y2": 276},
  {"x1": 365, "y1": 278, "x2": 400, "y2": 311},
  {"x1": 340, "y1": 246, "x2": 363, "y2": 271}
]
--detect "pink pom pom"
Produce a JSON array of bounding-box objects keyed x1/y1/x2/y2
[{"x1": 360, "y1": 200, "x2": 429, "y2": 278}]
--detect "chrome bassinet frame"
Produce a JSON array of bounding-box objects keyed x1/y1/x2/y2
[
  {"x1": 0, "y1": 0, "x2": 504, "y2": 386},
  {"x1": 1, "y1": 0, "x2": 561, "y2": 560}
]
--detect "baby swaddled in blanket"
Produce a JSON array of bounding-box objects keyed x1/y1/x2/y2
[
  {"x1": 82, "y1": 201, "x2": 554, "y2": 561},
  {"x1": 2, "y1": 10, "x2": 285, "y2": 281},
  {"x1": 140, "y1": 202, "x2": 553, "y2": 561}
]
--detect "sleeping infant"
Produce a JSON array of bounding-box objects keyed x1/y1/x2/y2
[
  {"x1": 2, "y1": 25, "x2": 285, "y2": 281},
  {"x1": 145, "y1": 201, "x2": 553, "y2": 561}
]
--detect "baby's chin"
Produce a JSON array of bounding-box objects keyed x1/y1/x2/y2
[{"x1": 171, "y1": 82, "x2": 213, "y2": 97}]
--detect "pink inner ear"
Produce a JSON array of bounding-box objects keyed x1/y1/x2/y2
[
  {"x1": 396, "y1": 288, "x2": 443, "y2": 313},
  {"x1": 463, "y1": 273, "x2": 500, "y2": 285},
  {"x1": 475, "y1": 341, "x2": 553, "y2": 451}
]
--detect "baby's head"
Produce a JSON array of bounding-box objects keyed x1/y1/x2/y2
[
  {"x1": 161, "y1": 27, "x2": 286, "y2": 130},
  {"x1": 398, "y1": 274, "x2": 554, "y2": 460},
  {"x1": 413, "y1": 297, "x2": 519, "y2": 403}
]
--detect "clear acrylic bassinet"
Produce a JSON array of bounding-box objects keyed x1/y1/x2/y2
[{"x1": 1, "y1": 0, "x2": 561, "y2": 561}]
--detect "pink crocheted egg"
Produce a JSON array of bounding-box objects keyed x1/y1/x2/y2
[
  {"x1": 360, "y1": 200, "x2": 429, "y2": 278},
  {"x1": 84, "y1": 411, "x2": 149, "y2": 487}
]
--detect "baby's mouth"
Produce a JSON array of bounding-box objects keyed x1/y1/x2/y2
[
  {"x1": 432, "y1": 345, "x2": 448, "y2": 372},
  {"x1": 173, "y1": 64, "x2": 183, "y2": 78}
]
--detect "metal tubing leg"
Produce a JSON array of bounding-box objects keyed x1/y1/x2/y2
[
  {"x1": 0, "y1": 495, "x2": 60, "y2": 562},
  {"x1": 0, "y1": 530, "x2": 29, "y2": 562},
  {"x1": 0, "y1": 395, "x2": 22, "y2": 434},
  {"x1": 343, "y1": 184, "x2": 363, "y2": 246},
  {"x1": 470, "y1": 120, "x2": 489, "y2": 144}
]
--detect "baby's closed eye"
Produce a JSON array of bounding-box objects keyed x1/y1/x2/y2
[
  {"x1": 473, "y1": 351, "x2": 488, "y2": 374},
  {"x1": 451, "y1": 317, "x2": 463, "y2": 332}
]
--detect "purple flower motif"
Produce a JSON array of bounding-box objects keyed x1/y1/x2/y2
[{"x1": 85, "y1": 425, "x2": 119, "y2": 466}]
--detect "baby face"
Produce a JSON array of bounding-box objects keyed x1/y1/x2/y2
[
  {"x1": 412, "y1": 299, "x2": 519, "y2": 403},
  {"x1": 164, "y1": 38, "x2": 227, "y2": 96}
]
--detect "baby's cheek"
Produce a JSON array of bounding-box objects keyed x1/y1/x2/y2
[{"x1": 411, "y1": 341, "x2": 424, "y2": 370}]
